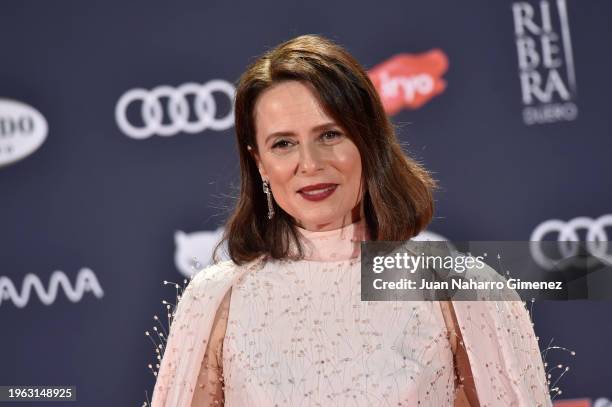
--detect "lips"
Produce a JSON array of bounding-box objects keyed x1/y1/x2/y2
[
  {"x1": 298, "y1": 184, "x2": 338, "y2": 192},
  {"x1": 297, "y1": 183, "x2": 338, "y2": 202}
]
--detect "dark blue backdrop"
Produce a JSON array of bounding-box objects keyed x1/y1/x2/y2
[{"x1": 1, "y1": 1, "x2": 610, "y2": 405}]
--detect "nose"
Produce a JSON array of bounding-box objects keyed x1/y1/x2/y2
[{"x1": 297, "y1": 142, "x2": 324, "y2": 175}]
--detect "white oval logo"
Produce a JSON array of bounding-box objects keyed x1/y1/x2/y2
[{"x1": 0, "y1": 98, "x2": 48, "y2": 168}]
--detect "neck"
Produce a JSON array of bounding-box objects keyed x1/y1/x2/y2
[{"x1": 294, "y1": 218, "x2": 368, "y2": 261}]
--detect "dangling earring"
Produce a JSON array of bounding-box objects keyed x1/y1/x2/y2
[{"x1": 262, "y1": 179, "x2": 275, "y2": 219}]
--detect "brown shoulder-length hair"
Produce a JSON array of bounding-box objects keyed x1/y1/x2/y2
[{"x1": 216, "y1": 34, "x2": 437, "y2": 265}]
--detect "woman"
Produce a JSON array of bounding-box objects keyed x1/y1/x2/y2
[{"x1": 151, "y1": 34, "x2": 551, "y2": 406}]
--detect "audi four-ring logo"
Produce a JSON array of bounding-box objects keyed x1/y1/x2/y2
[
  {"x1": 115, "y1": 80, "x2": 235, "y2": 139},
  {"x1": 530, "y1": 214, "x2": 612, "y2": 270}
]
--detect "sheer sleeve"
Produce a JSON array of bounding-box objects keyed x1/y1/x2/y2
[
  {"x1": 440, "y1": 296, "x2": 552, "y2": 406},
  {"x1": 151, "y1": 261, "x2": 253, "y2": 407},
  {"x1": 190, "y1": 287, "x2": 232, "y2": 407}
]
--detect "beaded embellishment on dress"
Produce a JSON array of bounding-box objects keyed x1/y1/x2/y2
[{"x1": 147, "y1": 219, "x2": 562, "y2": 406}]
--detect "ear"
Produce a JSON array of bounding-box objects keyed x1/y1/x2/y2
[{"x1": 247, "y1": 144, "x2": 268, "y2": 180}]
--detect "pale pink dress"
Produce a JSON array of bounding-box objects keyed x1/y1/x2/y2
[{"x1": 151, "y1": 220, "x2": 552, "y2": 406}]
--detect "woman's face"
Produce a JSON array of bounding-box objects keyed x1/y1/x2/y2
[{"x1": 252, "y1": 80, "x2": 363, "y2": 232}]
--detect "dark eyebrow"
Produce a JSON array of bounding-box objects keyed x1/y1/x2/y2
[{"x1": 264, "y1": 122, "x2": 338, "y2": 145}]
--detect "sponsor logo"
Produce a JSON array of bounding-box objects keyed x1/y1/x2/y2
[
  {"x1": 412, "y1": 229, "x2": 457, "y2": 253},
  {"x1": 0, "y1": 268, "x2": 104, "y2": 308},
  {"x1": 512, "y1": 0, "x2": 578, "y2": 125},
  {"x1": 115, "y1": 80, "x2": 235, "y2": 139},
  {"x1": 368, "y1": 49, "x2": 448, "y2": 115},
  {"x1": 0, "y1": 98, "x2": 48, "y2": 168},
  {"x1": 412, "y1": 230, "x2": 450, "y2": 242},
  {"x1": 530, "y1": 215, "x2": 612, "y2": 270},
  {"x1": 594, "y1": 398, "x2": 612, "y2": 407},
  {"x1": 553, "y1": 398, "x2": 612, "y2": 407},
  {"x1": 553, "y1": 399, "x2": 592, "y2": 407},
  {"x1": 174, "y1": 227, "x2": 227, "y2": 277}
]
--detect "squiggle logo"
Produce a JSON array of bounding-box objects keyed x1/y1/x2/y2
[{"x1": 0, "y1": 268, "x2": 104, "y2": 308}]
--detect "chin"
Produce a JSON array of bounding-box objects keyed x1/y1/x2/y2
[
  {"x1": 288, "y1": 198, "x2": 354, "y2": 226},
  {"x1": 293, "y1": 211, "x2": 347, "y2": 229}
]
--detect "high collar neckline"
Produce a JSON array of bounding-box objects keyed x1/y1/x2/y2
[{"x1": 294, "y1": 219, "x2": 368, "y2": 262}]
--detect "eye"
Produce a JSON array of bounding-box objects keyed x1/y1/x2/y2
[
  {"x1": 320, "y1": 130, "x2": 343, "y2": 142},
  {"x1": 271, "y1": 139, "x2": 293, "y2": 150}
]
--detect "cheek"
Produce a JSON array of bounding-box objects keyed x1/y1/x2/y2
[
  {"x1": 348, "y1": 163, "x2": 363, "y2": 201},
  {"x1": 336, "y1": 146, "x2": 362, "y2": 195},
  {"x1": 262, "y1": 156, "x2": 297, "y2": 203},
  {"x1": 262, "y1": 155, "x2": 296, "y2": 182}
]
